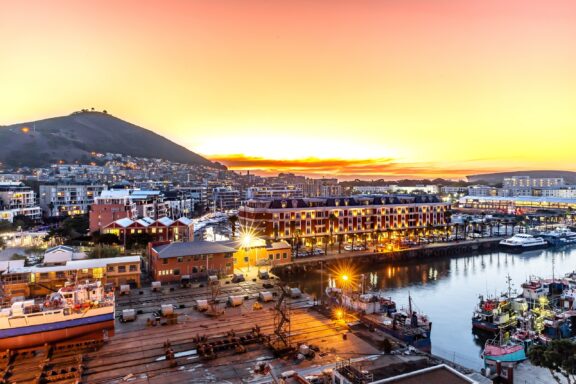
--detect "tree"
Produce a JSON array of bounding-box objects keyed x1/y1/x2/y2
[
  {"x1": 126, "y1": 232, "x2": 153, "y2": 250},
  {"x1": 96, "y1": 233, "x2": 120, "y2": 245},
  {"x1": 328, "y1": 213, "x2": 337, "y2": 244},
  {"x1": 12, "y1": 215, "x2": 35, "y2": 230},
  {"x1": 0, "y1": 220, "x2": 13, "y2": 234},
  {"x1": 528, "y1": 339, "x2": 576, "y2": 384},
  {"x1": 228, "y1": 214, "x2": 239, "y2": 239}
]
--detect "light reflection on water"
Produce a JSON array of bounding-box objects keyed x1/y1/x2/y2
[{"x1": 289, "y1": 247, "x2": 576, "y2": 370}]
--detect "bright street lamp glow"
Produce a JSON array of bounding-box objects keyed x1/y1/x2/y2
[
  {"x1": 341, "y1": 275, "x2": 349, "y2": 282},
  {"x1": 242, "y1": 234, "x2": 252, "y2": 248}
]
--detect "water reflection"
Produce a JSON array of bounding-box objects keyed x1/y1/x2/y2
[{"x1": 290, "y1": 247, "x2": 576, "y2": 370}]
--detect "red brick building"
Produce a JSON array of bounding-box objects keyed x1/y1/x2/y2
[
  {"x1": 102, "y1": 217, "x2": 194, "y2": 244},
  {"x1": 149, "y1": 241, "x2": 236, "y2": 283}
]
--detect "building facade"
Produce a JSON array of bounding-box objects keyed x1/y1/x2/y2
[
  {"x1": 39, "y1": 183, "x2": 106, "y2": 217},
  {"x1": 101, "y1": 217, "x2": 194, "y2": 244},
  {"x1": 0, "y1": 182, "x2": 41, "y2": 223},
  {"x1": 89, "y1": 190, "x2": 137, "y2": 233},
  {"x1": 149, "y1": 241, "x2": 236, "y2": 283},
  {"x1": 239, "y1": 195, "x2": 450, "y2": 246},
  {"x1": 458, "y1": 195, "x2": 576, "y2": 214}
]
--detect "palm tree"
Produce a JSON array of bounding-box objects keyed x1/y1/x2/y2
[
  {"x1": 228, "y1": 214, "x2": 239, "y2": 239},
  {"x1": 337, "y1": 234, "x2": 344, "y2": 254},
  {"x1": 294, "y1": 229, "x2": 302, "y2": 257},
  {"x1": 323, "y1": 234, "x2": 329, "y2": 255},
  {"x1": 328, "y1": 213, "x2": 337, "y2": 244}
]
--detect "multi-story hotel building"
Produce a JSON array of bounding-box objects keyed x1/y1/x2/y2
[
  {"x1": 39, "y1": 182, "x2": 106, "y2": 217},
  {"x1": 239, "y1": 195, "x2": 450, "y2": 246}
]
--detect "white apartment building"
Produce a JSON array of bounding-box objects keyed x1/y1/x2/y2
[
  {"x1": 0, "y1": 182, "x2": 41, "y2": 223},
  {"x1": 503, "y1": 176, "x2": 565, "y2": 188},
  {"x1": 245, "y1": 186, "x2": 304, "y2": 199},
  {"x1": 39, "y1": 183, "x2": 107, "y2": 217}
]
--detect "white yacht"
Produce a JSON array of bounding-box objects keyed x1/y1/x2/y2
[{"x1": 499, "y1": 234, "x2": 548, "y2": 252}]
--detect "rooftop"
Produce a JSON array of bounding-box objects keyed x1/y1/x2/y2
[{"x1": 152, "y1": 241, "x2": 237, "y2": 258}]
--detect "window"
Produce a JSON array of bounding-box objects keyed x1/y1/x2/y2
[
  {"x1": 129, "y1": 265, "x2": 137, "y2": 272},
  {"x1": 269, "y1": 254, "x2": 273, "y2": 260},
  {"x1": 107, "y1": 266, "x2": 115, "y2": 272},
  {"x1": 224, "y1": 253, "x2": 233, "y2": 258},
  {"x1": 244, "y1": 257, "x2": 249, "y2": 262},
  {"x1": 177, "y1": 257, "x2": 183, "y2": 263},
  {"x1": 283, "y1": 252, "x2": 287, "y2": 259},
  {"x1": 118, "y1": 266, "x2": 126, "y2": 273},
  {"x1": 276, "y1": 253, "x2": 280, "y2": 260},
  {"x1": 40, "y1": 273, "x2": 49, "y2": 280},
  {"x1": 163, "y1": 259, "x2": 168, "y2": 264},
  {"x1": 192, "y1": 267, "x2": 198, "y2": 273},
  {"x1": 56, "y1": 271, "x2": 65, "y2": 279},
  {"x1": 173, "y1": 269, "x2": 180, "y2": 276}
]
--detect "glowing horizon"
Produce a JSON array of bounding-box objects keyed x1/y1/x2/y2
[{"x1": 2, "y1": 0, "x2": 576, "y2": 180}]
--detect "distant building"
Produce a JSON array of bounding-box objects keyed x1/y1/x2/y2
[
  {"x1": 39, "y1": 183, "x2": 106, "y2": 217},
  {"x1": 0, "y1": 182, "x2": 41, "y2": 223},
  {"x1": 245, "y1": 186, "x2": 303, "y2": 199},
  {"x1": 458, "y1": 195, "x2": 576, "y2": 214},
  {"x1": 211, "y1": 187, "x2": 241, "y2": 211},
  {"x1": 467, "y1": 185, "x2": 497, "y2": 197},
  {"x1": 503, "y1": 176, "x2": 564, "y2": 188}
]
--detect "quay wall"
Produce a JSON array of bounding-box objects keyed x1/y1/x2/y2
[{"x1": 271, "y1": 238, "x2": 501, "y2": 276}]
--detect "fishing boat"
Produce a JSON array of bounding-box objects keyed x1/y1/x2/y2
[
  {"x1": 359, "y1": 294, "x2": 432, "y2": 352},
  {"x1": 0, "y1": 281, "x2": 115, "y2": 349},
  {"x1": 482, "y1": 333, "x2": 527, "y2": 363},
  {"x1": 499, "y1": 234, "x2": 548, "y2": 252},
  {"x1": 472, "y1": 296, "x2": 518, "y2": 334}
]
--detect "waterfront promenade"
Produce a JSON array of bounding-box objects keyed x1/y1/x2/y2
[{"x1": 277, "y1": 237, "x2": 502, "y2": 268}]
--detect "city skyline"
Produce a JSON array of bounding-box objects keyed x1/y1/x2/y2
[{"x1": 2, "y1": 0, "x2": 576, "y2": 179}]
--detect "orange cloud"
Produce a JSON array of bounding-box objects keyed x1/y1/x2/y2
[{"x1": 209, "y1": 154, "x2": 499, "y2": 180}]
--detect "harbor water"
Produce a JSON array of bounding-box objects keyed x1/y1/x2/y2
[{"x1": 288, "y1": 246, "x2": 576, "y2": 370}]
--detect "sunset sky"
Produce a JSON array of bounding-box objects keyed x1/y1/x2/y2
[{"x1": 2, "y1": 1, "x2": 576, "y2": 180}]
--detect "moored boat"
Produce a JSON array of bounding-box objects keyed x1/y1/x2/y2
[
  {"x1": 482, "y1": 336, "x2": 527, "y2": 363},
  {"x1": 499, "y1": 234, "x2": 548, "y2": 252}
]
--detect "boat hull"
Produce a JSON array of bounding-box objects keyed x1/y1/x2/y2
[
  {"x1": 483, "y1": 347, "x2": 526, "y2": 363},
  {"x1": 472, "y1": 319, "x2": 500, "y2": 333},
  {"x1": 0, "y1": 313, "x2": 115, "y2": 350},
  {"x1": 361, "y1": 315, "x2": 431, "y2": 352},
  {"x1": 499, "y1": 243, "x2": 548, "y2": 253}
]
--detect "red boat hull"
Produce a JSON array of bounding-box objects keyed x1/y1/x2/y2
[{"x1": 0, "y1": 320, "x2": 115, "y2": 350}]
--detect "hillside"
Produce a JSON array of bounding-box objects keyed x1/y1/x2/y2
[
  {"x1": 0, "y1": 111, "x2": 223, "y2": 168},
  {"x1": 467, "y1": 170, "x2": 576, "y2": 184}
]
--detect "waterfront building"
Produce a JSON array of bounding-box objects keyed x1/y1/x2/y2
[
  {"x1": 149, "y1": 240, "x2": 236, "y2": 283},
  {"x1": 0, "y1": 182, "x2": 41, "y2": 223},
  {"x1": 239, "y1": 195, "x2": 450, "y2": 246},
  {"x1": 458, "y1": 195, "x2": 576, "y2": 214},
  {"x1": 39, "y1": 182, "x2": 106, "y2": 217},
  {"x1": 354, "y1": 185, "x2": 439, "y2": 195},
  {"x1": 0, "y1": 255, "x2": 142, "y2": 298}
]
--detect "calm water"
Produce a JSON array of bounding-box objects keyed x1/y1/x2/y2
[{"x1": 288, "y1": 247, "x2": 576, "y2": 370}]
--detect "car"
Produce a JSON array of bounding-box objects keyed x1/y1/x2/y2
[
  {"x1": 313, "y1": 248, "x2": 324, "y2": 255},
  {"x1": 344, "y1": 245, "x2": 353, "y2": 251}
]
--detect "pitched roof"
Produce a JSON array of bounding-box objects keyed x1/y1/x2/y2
[{"x1": 152, "y1": 241, "x2": 236, "y2": 258}]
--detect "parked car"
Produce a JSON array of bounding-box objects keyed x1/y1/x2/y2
[
  {"x1": 344, "y1": 244, "x2": 353, "y2": 251},
  {"x1": 353, "y1": 245, "x2": 366, "y2": 251}
]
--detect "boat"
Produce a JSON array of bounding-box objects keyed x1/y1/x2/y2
[
  {"x1": 499, "y1": 234, "x2": 548, "y2": 252},
  {"x1": 0, "y1": 281, "x2": 115, "y2": 349},
  {"x1": 482, "y1": 333, "x2": 527, "y2": 363},
  {"x1": 358, "y1": 294, "x2": 432, "y2": 352},
  {"x1": 540, "y1": 227, "x2": 576, "y2": 247},
  {"x1": 472, "y1": 295, "x2": 518, "y2": 334}
]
